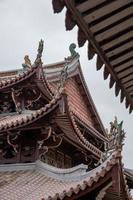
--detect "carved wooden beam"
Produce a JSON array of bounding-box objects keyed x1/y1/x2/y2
[
  {"x1": 11, "y1": 88, "x2": 23, "y2": 114},
  {"x1": 7, "y1": 130, "x2": 20, "y2": 153},
  {"x1": 38, "y1": 126, "x2": 63, "y2": 157}
]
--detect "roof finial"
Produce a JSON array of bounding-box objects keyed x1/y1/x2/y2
[
  {"x1": 69, "y1": 43, "x2": 79, "y2": 58},
  {"x1": 22, "y1": 39, "x2": 44, "y2": 69},
  {"x1": 34, "y1": 39, "x2": 44, "y2": 66},
  {"x1": 22, "y1": 55, "x2": 32, "y2": 70},
  {"x1": 95, "y1": 117, "x2": 125, "y2": 166}
]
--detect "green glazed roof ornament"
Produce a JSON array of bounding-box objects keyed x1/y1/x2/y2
[
  {"x1": 69, "y1": 43, "x2": 79, "y2": 58},
  {"x1": 96, "y1": 116, "x2": 126, "y2": 166}
]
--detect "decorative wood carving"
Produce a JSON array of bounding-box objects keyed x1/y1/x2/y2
[
  {"x1": 7, "y1": 132, "x2": 19, "y2": 153},
  {"x1": 38, "y1": 126, "x2": 63, "y2": 158},
  {"x1": 11, "y1": 88, "x2": 23, "y2": 113},
  {"x1": 0, "y1": 93, "x2": 15, "y2": 114},
  {"x1": 37, "y1": 126, "x2": 52, "y2": 149},
  {"x1": 24, "y1": 88, "x2": 42, "y2": 109}
]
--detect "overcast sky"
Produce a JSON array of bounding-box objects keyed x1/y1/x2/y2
[{"x1": 0, "y1": 0, "x2": 132, "y2": 168}]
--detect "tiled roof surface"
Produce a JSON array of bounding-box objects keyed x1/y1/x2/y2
[
  {"x1": 0, "y1": 169, "x2": 71, "y2": 200},
  {"x1": 0, "y1": 153, "x2": 131, "y2": 200},
  {"x1": 0, "y1": 151, "x2": 132, "y2": 200},
  {"x1": 65, "y1": 77, "x2": 94, "y2": 127}
]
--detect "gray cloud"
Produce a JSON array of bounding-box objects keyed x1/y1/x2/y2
[{"x1": 0, "y1": 0, "x2": 132, "y2": 168}]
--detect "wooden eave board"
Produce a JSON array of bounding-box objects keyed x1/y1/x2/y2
[{"x1": 53, "y1": 0, "x2": 133, "y2": 112}]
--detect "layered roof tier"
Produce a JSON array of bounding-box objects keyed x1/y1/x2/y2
[{"x1": 0, "y1": 50, "x2": 108, "y2": 161}]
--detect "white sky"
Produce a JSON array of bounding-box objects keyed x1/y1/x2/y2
[{"x1": 0, "y1": 0, "x2": 132, "y2": 168}]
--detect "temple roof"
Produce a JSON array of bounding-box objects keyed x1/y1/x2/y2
[
  {"x1": 0, "y1": 41, "x2": 132, "y2": 199},
  {"x1": 0, "y1": 54, "x2": 108, "y2": 158},
  {"x1": 0, "y1": 150, "x2": 132, "y2": 200},
  {"x1": 52, "y1": 0, "x2": 133, "y2": 113}
]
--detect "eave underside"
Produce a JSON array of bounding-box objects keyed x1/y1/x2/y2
[{"x1": 52, "y1": 0, "x2": 133, "y2": 113}]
